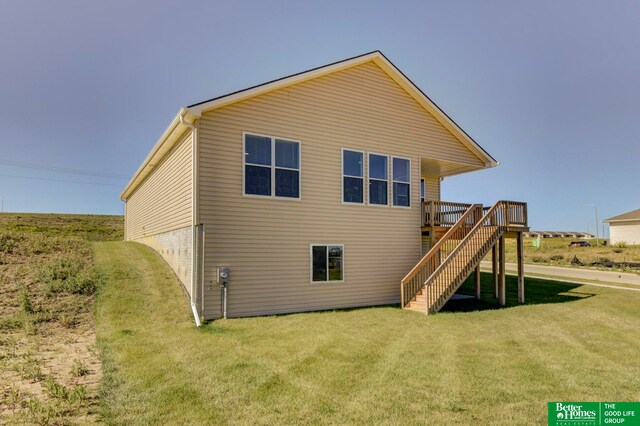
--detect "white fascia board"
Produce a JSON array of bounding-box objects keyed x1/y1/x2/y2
[
  {"x1": 187, "y1": 52, "x2": 380, "y2": 116},
  {"x1": 120, "y1": 108, "x2": 199, "y2": 200},
  {"x1": 370, "y1": 55, "x2": 498, "y2": 169}
]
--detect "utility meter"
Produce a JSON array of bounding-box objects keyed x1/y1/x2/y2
[{"x1": 217, "y1": 267, "x2": 230, "y2": 285}]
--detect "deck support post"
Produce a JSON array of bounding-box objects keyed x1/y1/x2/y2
[
  {"x1": 474, "y1": 266, "x2": 481, "y2": 300},
  {"x1": 498, "y1": 234, "x2": 506, "y2": 306},
  {"x1": 517, "y1": 232, "x2": 525, "y2": 304},
  {"x1": 492, "y1": 244, "x2": 498, "y2": 298}
]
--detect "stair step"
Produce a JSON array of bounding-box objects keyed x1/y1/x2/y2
[{"x1": 405, "y1": 303, "x2": 426, "y2": 313}]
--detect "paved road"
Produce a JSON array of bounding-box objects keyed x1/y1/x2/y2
[{"x1": 479, "y1": 261, "x2": 640, "y2": 287}]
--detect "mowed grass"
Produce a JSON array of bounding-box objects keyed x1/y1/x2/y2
[{"x1": 95, "y1": 241, "x2": 640, "y2": 424}]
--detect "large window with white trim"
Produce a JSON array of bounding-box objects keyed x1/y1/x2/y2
[
  {"x1": 244, "y1": 133, "x2": 300, "y2": 198},
  {"x1": 368, "y1": 153, "x2": 388, "y2": 205},
  {"x1": 311, "y1": 244, "x2": 344, "y2": 282},
  {"x1": 392, "y1": 156, "x2": 410, "y2": 207},
  {"x1": 342, "y1": 149, "x2": 364, "y2": 203}
]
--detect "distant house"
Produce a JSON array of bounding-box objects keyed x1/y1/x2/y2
[
  {"x1": 120, "y1": 51, "x2": 528, "y2": 323},
  {"x1": 524, "y1": 231, "x2": 594, "y2": 239},
  {"x1": 604, "y1": 209, "x2": 640, "y2": 245}
]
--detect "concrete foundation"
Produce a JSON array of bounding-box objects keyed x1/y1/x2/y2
[{"x1": 134, "y1": 226, "x2": 193, "y2": 296}]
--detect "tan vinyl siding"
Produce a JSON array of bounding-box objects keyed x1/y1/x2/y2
[
  {"x1": 125, "y1": 131, "x2": 193, "y2": 241},
  {"x1": 421, "y1": 235, "x2": 432, "y2": 256},
  {"x1": 198, "y1": 62, "x2": 480, "y2": 319},
  {"x1": 423, "y1": 176, "x2": 440, "y2": 201}
]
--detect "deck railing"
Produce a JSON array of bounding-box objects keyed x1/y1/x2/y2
[
  {"x1": 425, "y1": 200, "x2": 527, "y2": 228},
  {"x1": 423, "y1": 201, "x2": 473, "y2": 227}
]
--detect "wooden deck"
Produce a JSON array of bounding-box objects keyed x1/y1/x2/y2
[
  {"x1": 421, "y1": 201, "x2": 529, "y2": 233},
  {"x1": 403, "y1": 200, "x2": 528, "y2": 314}
]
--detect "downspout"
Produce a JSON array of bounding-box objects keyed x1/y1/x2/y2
[{"x1": 180, "y1": 113, "x2": 202, "y2": 327}]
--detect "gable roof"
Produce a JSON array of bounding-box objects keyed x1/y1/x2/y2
[
  {"x1": 121, "y1": 51, "x2": 497, "y2": 200},
  {"x1": 604, "y1": 209, "x2": 640, "y2": 223}
]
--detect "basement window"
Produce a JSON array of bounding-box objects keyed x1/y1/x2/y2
[
  {"x1": 311, "y1": 244, "x2": 344, "y2": 282},
  {"x1": 244, "y1": 133, "x2": 300, "y2": 198}
]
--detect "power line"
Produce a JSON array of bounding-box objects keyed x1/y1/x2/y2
[
  {"x1": 0, "y1": 158, "x2": 129, "y2": 179},
  {"x1": 0, "y1": 173, "x2": 123, "y2": 187}
]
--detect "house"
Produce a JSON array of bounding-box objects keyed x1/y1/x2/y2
[
  {"x1": 604, "y1": 209, "x2": 640, "y2": 245},
  {"x1": 121, "y1": 51, "x2": 528, "y2": 323}
]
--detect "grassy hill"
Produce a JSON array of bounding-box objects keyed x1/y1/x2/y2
[
  {"x1": 0, "y1": 213, "x2": 122, "y2": 424},
  {"x1": 0, "y1": 213, "x2": 123, "y2": 241}
]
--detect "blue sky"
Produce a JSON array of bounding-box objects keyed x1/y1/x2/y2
[{"x1": 1, "y1": 1, "x2": 638, "y2": 234}]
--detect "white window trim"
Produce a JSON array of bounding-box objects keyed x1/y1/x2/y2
[
  {"x1": 367, "y1": 152, "x2": 389, "y2": 207},
  {"x1": 341, "y1": 148, "x2": 365, "y2": 205},
  {"x1": 242, "y1": 131, "x2": 302, "y2": 201},
  {"x1": 309, "y1": 243, "x2": 345, "y2": 284},
  {"x1": 392, "y1": 155, "x2": 412, "y2": 209}
]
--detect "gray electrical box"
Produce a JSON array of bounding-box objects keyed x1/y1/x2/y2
[{"x1": 217, "y1": 267, "x2": 230, "y2": 284}]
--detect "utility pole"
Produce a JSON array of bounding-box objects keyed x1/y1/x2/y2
[{"x1": 584, "y1": 204, "x2": 599, "y2": 247}]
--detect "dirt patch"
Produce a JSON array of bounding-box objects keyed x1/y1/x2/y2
[{"x1": 0, "y1": 222, "x2": 106, "y2": 424}]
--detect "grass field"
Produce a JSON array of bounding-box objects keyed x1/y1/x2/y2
[
  {"x1": 95, "y1": 241, "x2": 640, "y2": 424},
  {"x1": 501, "y1": 237, "x2": 640, "y2": 272},
  {"x1": 0, "y1": 213, "x2": 121, "y2": 424},
  {"x1": 3, "y1": 213, "x2": 640, "y2": 424}
]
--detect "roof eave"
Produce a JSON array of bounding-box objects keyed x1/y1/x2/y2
[
  {"x1": 369, "y1": 52, "x2": 498, "y2": 168},
  {"x1": 122, "y1": 50, "x2": 499, "y2": 200},
  {"x1": 120, "y1": 108, "x2": 199, "y2": 200},
  {"x1": 188, "y1": 51, "x2": 497, "y2": 168}
]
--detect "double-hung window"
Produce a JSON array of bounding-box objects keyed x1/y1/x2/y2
[
  {"x1": 244, "y1": 133, "x2": 300, "y2": 198},
  {"x1": 368, "y1": 153, "x2": 388, "y2": 205},
  {"x1": 311, "y1": 244, "x2": 344, "y2": 282},
  {"x1": 392, "y1": 157, "x2": 411, "y2": 207},
  {"x1": 342, "y1": 149, "x2": 364, "y2": 203}
]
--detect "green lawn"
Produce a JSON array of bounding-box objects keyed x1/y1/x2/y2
[{"x1": 95, "y1": 241, "x2": 640, "y2": 425}]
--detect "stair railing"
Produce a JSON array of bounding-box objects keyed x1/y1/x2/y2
[
  {"x1": 422, "y1": 200, "x2": 527, "y2": 313},
  {"x1": 401, "y1": 204, "x2": 483, "y2": 306}
]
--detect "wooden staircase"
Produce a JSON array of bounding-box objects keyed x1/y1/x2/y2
[{"x1": 402, "y1": 201, "x2": 527, "y2": 314}]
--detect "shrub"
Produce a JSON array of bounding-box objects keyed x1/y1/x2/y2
[
  {"x1": 20, "y1": 286, "x2": 34, "y2": 315},
  {"x1": 615, "y1": 241, "x2": 628, "y2": 248},
  {"x1": 531, "y1": 256, "x2": 546, "y2": 263},
  {"x1": 16, "y1": 357, "x2": 45, "y2": 382},
  {"x1": 0, "y1": 315, "x2": 23, "y2": 331},
  {"x1": 549, "y1": 254, "x2": 564, "y2": 261},
  {"x1": 64, "y1": 269, "x2": 100, "y2": 295},
  {"x1": 39, "y1": 257, "x2": 85, "y2": 284},
  {"x1": 26, "y1": 398, "x2": 60, "y2": 425},
  {"x1": 59, "y1": 314, "x2": 78, "y2": 328},
  {"x1": 0, "y1": 232, "x2": 21, "y2": 254},
  {"x1": 43, "y1": 377, "x2": 87, "y2": 405},
  {"x1": 70, "y1": 359, "x2": 90, "y2": 377},
  {"x1": 613, "y1": 248, "x2": 624, "y2": 253}
]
